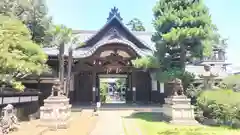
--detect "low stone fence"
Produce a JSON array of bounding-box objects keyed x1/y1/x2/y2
[{"x1": 0, "y1": 88, "x2": 41, "y2": 121}]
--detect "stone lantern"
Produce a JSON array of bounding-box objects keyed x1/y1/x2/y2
[{"x1": 199, "y1": 64, "x2": 218, "y2": 90}]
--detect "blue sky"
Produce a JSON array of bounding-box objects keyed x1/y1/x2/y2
[{"x1": 47, "y1": 0, "x2": 240, "y2": 66}]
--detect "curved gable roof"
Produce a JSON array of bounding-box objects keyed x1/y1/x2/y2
[{"x1": 75, "y1": 16, "x2": 152, "y2": 50}]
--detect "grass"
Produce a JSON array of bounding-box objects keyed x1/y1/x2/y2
[{"x1": 123, "y1": 112, "x2": 240, "y2": 135}]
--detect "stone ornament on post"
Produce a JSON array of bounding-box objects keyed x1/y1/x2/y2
[
  {"x1": 51, "y1": 79, "x2": 64, "y2": 96},
  {"x1": 163, "y1": 78, "x2": 199, "y2": 125},
  {"x1": 40, "y1": 79, "x2": 72, "y2": 129},
  {"x1": 171, "y1": 78, "x2": 184, "y2": 96}
]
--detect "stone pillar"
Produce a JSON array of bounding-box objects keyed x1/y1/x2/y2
[
  {"x1": 163, "y1": 96, "x2": 199, "y2": 125},
  {"x1": 92, "y1": 72, "x2": 96, "y2": 104},
  {"x1": 132, "y1": 71, "x2": 136, "y2": 103}
]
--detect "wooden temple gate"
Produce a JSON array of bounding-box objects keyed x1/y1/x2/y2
[{"x1": 70, "y1": 44, "x2": 152, "y2": 104}]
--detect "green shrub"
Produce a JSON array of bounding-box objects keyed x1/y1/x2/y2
[
  {"x1": 186, "y1": 84, "x2": 202, "y2": 104},
  {"x1": 196, "y1": 89, "x2": 240, "y2": 127},
  {"x1": 198, "y1": 89, "x2": 240, "y2": 105},
  {"x1": 100, "y1": 82, "x2": 108, "y2": 103}
]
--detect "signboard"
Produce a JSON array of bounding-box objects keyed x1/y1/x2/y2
[
  {"x1": 151, "y1": 80, "x2": 158, "y2": 91},
  {"x1": 97, "y1": 102, "x2": 101, "y2": 108},
  {"x1": 160, "y1": 83, "x2": 164, "y2": 93}
]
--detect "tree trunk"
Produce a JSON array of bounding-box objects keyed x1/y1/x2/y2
[
  {"x1": 180, "y1": 44, "x2": 186, "y2": 71},
  {"x1": 59, "y1": 43, "x2": 65, "y2": 88},
  {"x1": 66, "y1": 48, "x2": 73, "y2": 97}
]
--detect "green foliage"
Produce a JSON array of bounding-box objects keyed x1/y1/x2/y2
[
  {"x1": 126, "y1": 18, "x2": 146, "y2": 31},
  {"x1": 131, "y1": 56, "x2": 159, "y2": 69},
  {"x1": 0, "y1": 0, "x2": 53, "y2": 46},
  {"x1": 185, "y1": 84, "x2": 202, "y2": 99},
  {"x1": 152, "y1": 0, "x2": 218, "y2": 70},
  {"x1": 115, "y1": 78, "x2": 125, "y2": 90},
  {"x1": 157, "y1": 68, "x2": 195, "y2": 89},
  {"x1": 49, "y1": 24, "x2": 81, "y2": 48},
  {"x1": 196, "y1": 89, "x2": 240, "y2": 127},
  {"x1": 198, "y1": 89, "x2": 240, "y2": 105},
  {"x1": 100, "y1": 82, "x2": 108, "y2": 102},
  {"x1": 0, "y1": 15, "x2": 49, "y2": 91},
  {"x1": 221, "y1": 75, "x2": 240, "y2": 91}
]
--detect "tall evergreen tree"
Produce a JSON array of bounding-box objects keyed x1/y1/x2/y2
[
  {"x1": 152, "y1": 0, "x2": 218, "y2": 70},
  {"x1": 0, "y1": 0, "x2": 53, "y2": 46}
]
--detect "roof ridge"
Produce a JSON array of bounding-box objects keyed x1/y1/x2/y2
[{"x1": 73, "y1": 29, "x2": 154, "y2": 35}]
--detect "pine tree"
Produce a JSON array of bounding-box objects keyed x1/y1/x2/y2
[
  {"x1": 0, "y1": 0, "x2": 53, "y2": 46},
  {"x1": 153, "y1": 0, "x2": 218, "y2": 70}
]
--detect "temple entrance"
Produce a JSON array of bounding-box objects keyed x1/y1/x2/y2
[
  {"x1": 70, "y1": 16, "x2": 156, "y2": 104},
  {"x1": 98, "y1": 74, "x2": 128, "y2": 104}
]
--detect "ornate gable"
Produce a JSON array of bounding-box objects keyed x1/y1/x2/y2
[
  {"x1": 105, "y1": 27, "x2": 123, "y2": 40},
  {"x1": 75, "y1": 7, "x2": 151, "y2": 50}
]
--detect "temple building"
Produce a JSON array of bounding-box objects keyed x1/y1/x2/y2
[{"x1": 22, "y1": 7, "x2": 230, "y2": 105}]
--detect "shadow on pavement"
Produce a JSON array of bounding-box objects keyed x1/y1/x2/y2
[{"x1": 123, "y1": 112, "x2": 171, "y2": 123}]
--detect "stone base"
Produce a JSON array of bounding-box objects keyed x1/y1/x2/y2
[
  {"x1": 39, "y1": 119, "x2": 71, "y2": 129},
  {"x1": 163, "y1": 95, "x2": 199, "y2": 125},
  {"x1": 40, "y1": 96, "x2": 72, "y2": 129}
]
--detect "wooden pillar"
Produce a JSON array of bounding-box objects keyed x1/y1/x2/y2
[
  {"x1": 92, "y1": 72, "x2": 96, "y2": 103},
  {"x1": 132, "y1": 71, "x2": 136, "y2": 103},
  {"x1": 126, "y1": 72, "x2": 132, "y2": 102}
]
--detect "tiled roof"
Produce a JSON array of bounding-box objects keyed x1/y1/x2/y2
[
  {"x1": 73, "y1": 30, "x2": 156, "y2": 50},
  {"x1": 186, "y1": 65, "x2": 230, "y2": 79},
  {"x1": 73, "y1": 34, "x2": 154, "y2": 58},
  {"x1": 43, "y1": 30, "x2": 156, "y2": 57}
]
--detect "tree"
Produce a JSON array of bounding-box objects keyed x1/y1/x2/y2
[
  {"x1": 152, "y1": 0, "x2": 218, "y2": 70},
  {"x1": 0, "y1": 0, "x2": 53, "y2": 46},
  {"x1": 0, "y1": 15, "x2": 49, "y2": 90},
  {"x1": 50, "y1": 25, "x2": 73, "y2": 85},
  {"x1": 50, "y1": 25, "x2": 80, "y2": 95},
  {"x1": 126, "y1": 18, "x2": 146, "y2": 31}
]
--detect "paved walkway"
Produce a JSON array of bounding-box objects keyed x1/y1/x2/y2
[
  {"x1": 9, "y1": 109, "x2": 140, "y2": 135},
  {"x1": 89, "y1": 111, "x2": 127, "y2": 135},
  {"x1": 10, "y1": 110, "x2": 98, "y2": 135}
]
